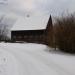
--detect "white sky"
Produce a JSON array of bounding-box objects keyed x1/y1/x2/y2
[
  {"x1": 0, "y1": 0, "x2": 75, "y2": 17},
  {"x1": 0, "y1": 0, "x2": 75, "y2": 36}
]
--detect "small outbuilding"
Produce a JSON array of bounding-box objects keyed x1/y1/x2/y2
[{"x1": 11, "y1": 13, "x2": 53, "y2": 45}]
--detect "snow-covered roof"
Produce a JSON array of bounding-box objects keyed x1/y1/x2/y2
[{"x1": 11, "y1": 13, "x2": 50, "y2": 31}]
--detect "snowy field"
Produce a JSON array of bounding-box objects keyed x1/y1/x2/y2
[{"x1": 0, "y1": 43, "x2": 75, "y2": 75}]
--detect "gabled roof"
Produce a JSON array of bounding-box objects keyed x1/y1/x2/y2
[{"x1": 11, "y1": 13, "x2": 50, "y2": 31}]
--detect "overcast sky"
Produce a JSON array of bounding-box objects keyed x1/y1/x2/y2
[{"x1": 0, "y1": 0, "x2": 75, "y2": 17}]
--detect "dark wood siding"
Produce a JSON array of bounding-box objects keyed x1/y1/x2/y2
[{"x1": 11, "y1": 30, "x2": 47, "y2": 44}]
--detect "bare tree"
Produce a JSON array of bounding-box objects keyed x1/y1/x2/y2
[{"x1": 0, "y1": 15, "x2": 10, "y2": 41}]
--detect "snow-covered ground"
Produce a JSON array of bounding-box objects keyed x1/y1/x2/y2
[{"x1": 0, "y1": 43, "x2": 75, "y2": 75}]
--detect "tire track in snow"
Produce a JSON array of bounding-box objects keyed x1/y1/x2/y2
[
  {"x1": 7, "y1": 44, "x2": 72, "y2": 75},
  {"x1": 0, "y1": 44, "x2": 52, "y2": 75},
  {"x1": 25, "y1": 51, "x2": 73, "y2": 75},
  {"x1": 15, "y1": 47, "x2": 73, "y2": 75},
  {"x1": 11, "y1": 44, "x2": 73, "y2": 75},
  {"x1": 0, "y1": 43, "x2": 73, "y2": 75},
  {"x1": 0, "y1": 44, "x2": 59, "y2": 75},
  {"x1": 0, "y1": 45, "x2": 32, "y2": 75}
]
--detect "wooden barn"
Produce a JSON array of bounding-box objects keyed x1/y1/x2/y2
[{"x1": 11, "y1": 14, "x2": 53, "y2": 45}]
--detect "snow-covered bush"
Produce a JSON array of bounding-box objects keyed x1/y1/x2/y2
[{"x1": 54, "y1": 14, "x2": 75, "y2": 53}]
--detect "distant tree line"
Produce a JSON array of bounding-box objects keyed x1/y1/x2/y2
[{"x1": 53, "y1": 13, "x2": 75, "y2": 53}]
